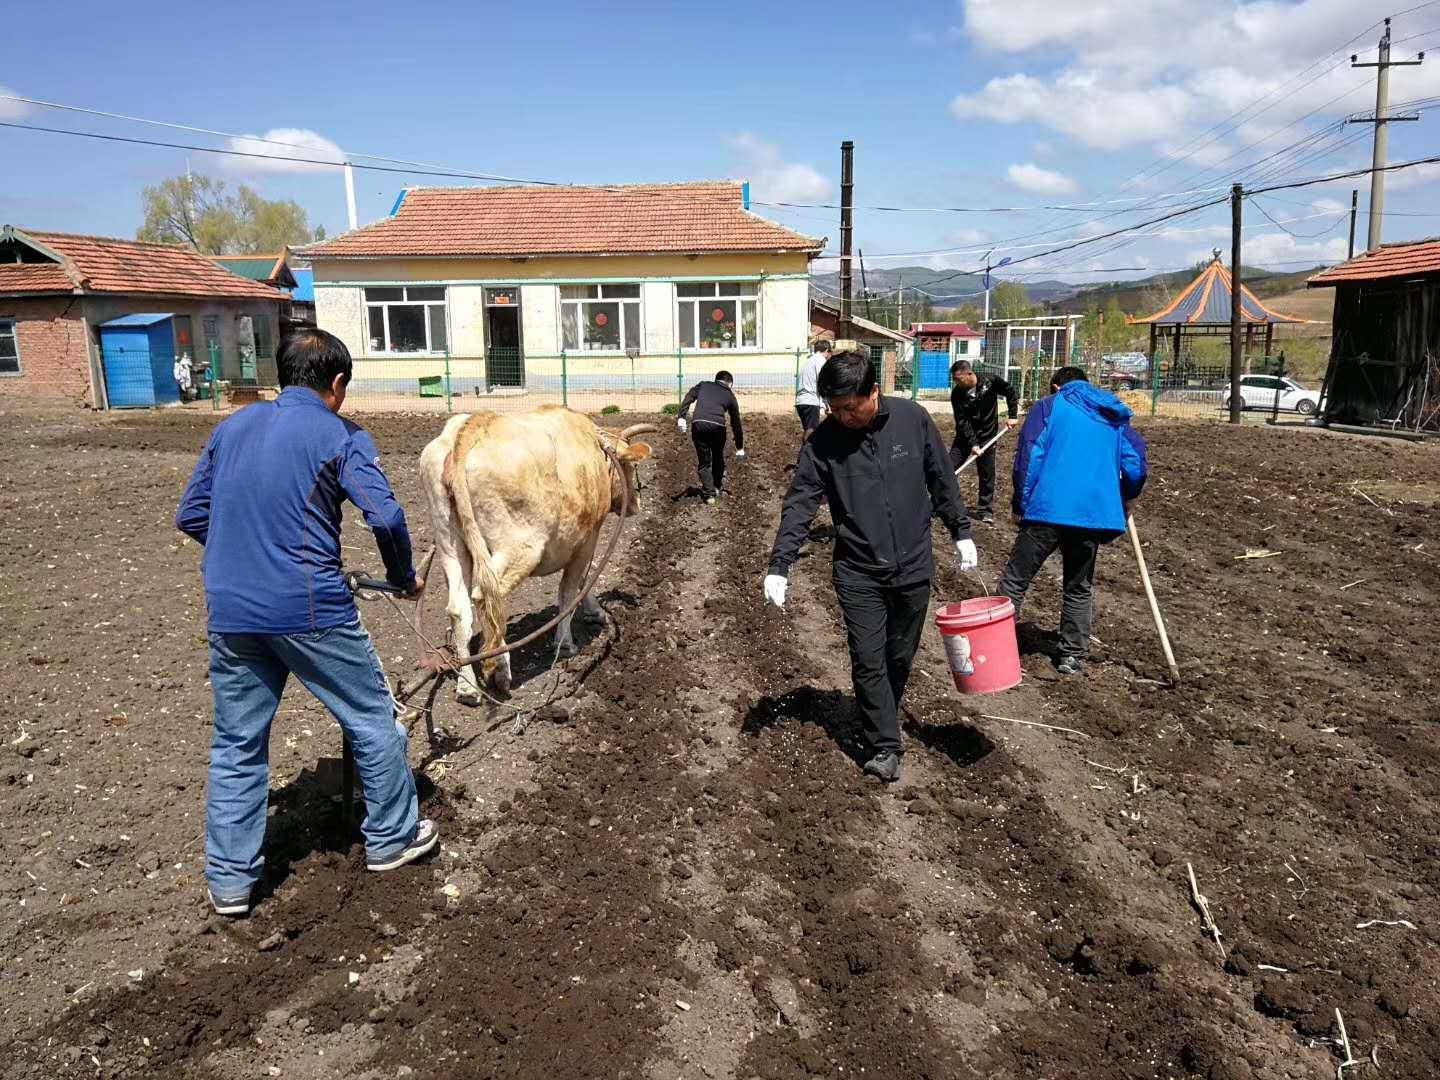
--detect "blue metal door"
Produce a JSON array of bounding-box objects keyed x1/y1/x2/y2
[
  {"x1": 101, "y1": 328, "x2": 157, "y2": 408},
  {"x1": 918, "y1": 350, "x2": 951, "y2": 390}
]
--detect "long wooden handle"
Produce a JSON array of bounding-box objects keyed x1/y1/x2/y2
[
  {"x1": 1126, "y1": 514, "x2": 1181, "y2": 684},
  {"x1": 955, "y1": 426, "x2": 1010, "y2": 475}
]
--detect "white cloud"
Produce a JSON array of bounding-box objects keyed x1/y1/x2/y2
[
  {"x1": 952, "y1": 73, "x2": 1192, "y2": 150},
  {"x1": 950, "y1": 0, "x2": 1440, "y2": 155},
  {"x1": 728, "y1": 133, "x2": 831, "y2": 203},
  {"x1": 1385, "y1": 162, "x2": 1440, "y2": 192},
  {"x1": 1006, "y1": 162, "x2": 1079, "y2": 197},
  {"x1": 944, "y1": 227, "x2": 990, "y2": 246},
  {"x1": 0, "y1": 86, "x2": 31, "y2": 121},
  {"x1": 1224, "y1": 230, "x2": 1347, "y2": 267},
  {"x1": 222, "y1": 128, "x2": 345, "y2": 174}
]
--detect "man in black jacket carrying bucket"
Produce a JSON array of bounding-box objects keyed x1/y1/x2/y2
[{"x1": 763, "y1": 349, "x2": 978, "y2": 783}]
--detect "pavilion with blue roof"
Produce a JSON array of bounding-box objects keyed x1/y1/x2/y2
[{"x1": 1130, "y1": 254, "x2": 1303, "y2": 371}]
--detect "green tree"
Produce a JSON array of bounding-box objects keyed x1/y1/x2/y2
[
  {"x1": 989, "y1": 281, "x2": 1033, "y2": 319},
  {"x1": 137, "y1": 173, "x2": 323, "y2": 253}
]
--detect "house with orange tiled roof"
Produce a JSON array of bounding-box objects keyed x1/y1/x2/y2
[
  {"x1": 304, "y1": 182, "x2": 823, "y2": 397},
  {"x1": 0, "y1": 225, "x2": 283, "y2": 406}
]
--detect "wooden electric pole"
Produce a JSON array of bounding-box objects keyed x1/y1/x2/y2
[
  {"x1": 1229, "y1": 183, "x2": 1244, "y2": 425},
  {"x1": 839, "y1": 140, "x2": 854, "y2": 325},
  {"x1": 1350, "y1": 18, "x2": 1424, "y2": 251}
]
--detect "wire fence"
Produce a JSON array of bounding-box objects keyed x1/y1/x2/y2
[{"x1": 193, "y1": 345, "x2": 1320, "y2": 426}]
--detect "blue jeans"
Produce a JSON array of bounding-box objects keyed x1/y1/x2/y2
[{"x1": 205, "y1": 620, "x2": 419, "y2": 896}]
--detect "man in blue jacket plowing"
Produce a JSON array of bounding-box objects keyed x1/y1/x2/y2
[{"x1": 997, "y1": 366, "x2": 1148, "y2": 676}]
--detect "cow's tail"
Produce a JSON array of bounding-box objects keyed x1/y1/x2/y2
[{"x1": 446, "y1": 424, "x2": 505, "y2": 667}]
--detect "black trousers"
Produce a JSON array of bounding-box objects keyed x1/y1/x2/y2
[
  {"x1": 949, "y1": 433, "x2": 997, "y2": 514},
  {"x1": 833, "y1": 575, "x2": 931, "y2": 755},
  {"x1": 692, "y1": 423, "x2": 727, "y2": 497},
  {"x1": 796, "y1": 404, "x2": 822, "y2": 433},
  {"x1": 996, "y1": 524, "x2": 1100, "y2": 659}
]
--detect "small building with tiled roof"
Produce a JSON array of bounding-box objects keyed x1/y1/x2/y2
[
  {"x1": 0, "y1": 226, "x2": 283, "y2": 405},
  {"x1": 304, "y1": 182, "x2": 823, "y2": 397},
  {"x1": 1307, "y1": 239, "x2": 1440, "y2": 431},
  {"x1": 211, "y1": 249, "x2": 316, "y2": 329}
]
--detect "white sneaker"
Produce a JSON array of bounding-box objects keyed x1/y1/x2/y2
[
  {"x1": 367, "y1": 819, "x2": 440, "y2": 871},
  {"x1": 208, "y1": 887, "x2": 252, "y2": 917}
]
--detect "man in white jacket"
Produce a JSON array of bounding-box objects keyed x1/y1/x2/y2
[{"x1": 795, "y1": 339, "x2": 831, "y2": 440}]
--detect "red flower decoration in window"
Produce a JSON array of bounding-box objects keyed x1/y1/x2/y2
[
  {"x1": 594, "y1": 312, "x2": 609, "y2": 326},
  {"x1": 711, "y1": 308, "x2": 726, "y2": 322}
]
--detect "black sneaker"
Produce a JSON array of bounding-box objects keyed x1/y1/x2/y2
[
  {"x1": 862, "y1": 751, "x2": 902, "y2": 783},
  {"x1": 367, "y1": 819, "x2": 440, "y2": 871},
  {"x1": 1056, "y1": 656, "x2": 1085, "y2": 676}
]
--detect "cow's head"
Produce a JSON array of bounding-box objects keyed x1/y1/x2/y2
[{"x1": 602, "y1": 424, "x2": 656, "y2": 512}]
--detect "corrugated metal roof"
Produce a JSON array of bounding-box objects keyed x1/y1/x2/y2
[
  {"x1": 305, "y1": 182, "x2": 823, "y2": 259},
  {"x1": 1308, "y1": 238, "x2": 1440, "y2": 286},
  {"x1": 1130, "y1": 258, "x2": 1303, "y2": 325},
  {"x1": 211, "y1": 256, "x2": 280, "y2": 281},
  {"x1": 100, "y1": 313, "x2": 174, "y2": 327}
]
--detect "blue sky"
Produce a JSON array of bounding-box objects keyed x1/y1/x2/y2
[{"x1": 4, "y1": 0, "x2": 1440, "y2": 285}]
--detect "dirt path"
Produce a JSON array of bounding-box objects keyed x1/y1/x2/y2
[{"x1": 1, "y1": 400, "x2": 1438, "y2": 1079}]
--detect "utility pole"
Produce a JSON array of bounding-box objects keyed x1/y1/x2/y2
[
  {"x1": 1350, "y1": 18, "x2": 1424, "y2": 251},
  {"x1": 839, "y1": 141, "x2": 854, "y2": 325},
  {"x1": 1347, "y1": 188, "x2": 1359, "y2": 259},
  {"x1": 1229, "y1": 183, "x2": 1244, "y2": 425},
  {"x1": 896, "y1": 276, "x2": 904, "y2": 332},
  {"x1": 344, "y1": 162, "x2": 359, "y2": 231}
]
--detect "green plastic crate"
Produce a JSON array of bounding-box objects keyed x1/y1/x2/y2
[{"x1": 418, "y1": 375, "x2": 445, "y2": 398}]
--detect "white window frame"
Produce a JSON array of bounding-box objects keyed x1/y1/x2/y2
[
  {"x1": 559, "y1": 284, "x2": 643, "y2": 354},
  {"x1": 363, "y1": 286, "x2": 449, "y2": 355},
  {"x1": 676, "y1": 281, "x2": 760, "y2": 352},
  {"x1": 0, "y1": 317, "x2": 20, "y2": 377}
]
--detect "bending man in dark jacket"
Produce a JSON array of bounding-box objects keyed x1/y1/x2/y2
[
  {"x1": 175, "y1": 329, "x2": 437, "y2": 918},
  {"x1": 764, "y1": 350, "x2": 978, "y2": 783},
  {"x1": 998, "y1": 366, "x2": 1148, "y2": 676},
  {"x1": 677, "y1": 369, "x2": 744, "y2": 503},
  {"x1": 949, "y1": 359, "x2": 1020, "y2": 522}
]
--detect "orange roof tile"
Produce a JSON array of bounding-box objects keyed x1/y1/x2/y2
[
  {"x1": 1308, "y1": 239, "x2": 1440, "y2": 286},
  {"x1": 0, "y1": 263, "x2": 77, "y2": 294},
  {"x1": 1, "y1": 228, "x2": 282, "y2": 300},
  {"x1": 305, "y1": 182, "x2": 824, "y2": 259}
]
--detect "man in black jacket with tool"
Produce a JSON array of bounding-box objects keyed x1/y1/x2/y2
[
  {"x1": 678, "y1": 370, "x2": 744, "y2": 504},
  {"x1": 764, "y1": 349, "x2": 978, "y2": 783},
  {"x1": 949, "y1": 360, "x2": 1020, "y2": 523}
]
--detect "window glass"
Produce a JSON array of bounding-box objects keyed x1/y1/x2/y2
[
  {"x1": 388, "y1": 306, "x2": 427, "y2": 351},
  {"x1": 0, "y1": 319, "x2": 18, "y2": 374},
  {"x1": 368, "y1": 308, "x2": 386, "y2": 350},
  {"x1": 602, "y1": 283, "x2": 640, "y2": 299},
  {"x1": 365, "y1": 287, "x2": 403, "y2": 302},
  {"x1": 587, "y1": 302, "x2": 621, "y2": 349},
  {"x1": 407, "y1": 286, "x2": 445, "y2": 301},
  {"x1": 428, "y1": 306, "x2": 448, "y2": 353},
  {"x1": 561, "y1": 285, "x2": 599, "y2": 300},
  {"x1": 623, "y1": 303, "x2": 640, "y2": 350},
  {"x1": 676, "y1": 282, "x2": 761, "y2": 349},
  {"x1": 561, "y1": 305, "x2": 581, "y2": 351},
  {"x1": 559, "y1": 284, "x2": 641, "y2": 351}
]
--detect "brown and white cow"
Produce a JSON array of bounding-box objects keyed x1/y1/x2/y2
[{"x1": 420, "y1": 406, "x2": 655, "y2": 704}]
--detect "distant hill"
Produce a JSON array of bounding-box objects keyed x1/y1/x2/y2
[{"x1": 811, "y1": 265, "x2": 1078, "y2": 309}]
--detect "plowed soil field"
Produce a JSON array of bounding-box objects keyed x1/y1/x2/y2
[{"x1": 2, "y1": 399, "x2": 1438, "y2": 1080}]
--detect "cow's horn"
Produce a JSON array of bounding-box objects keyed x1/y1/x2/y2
[{"x1": 620, "y1": 423, "x2": 659, "y2": 440}]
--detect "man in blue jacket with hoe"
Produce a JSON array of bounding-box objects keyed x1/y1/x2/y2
[
  {"x1": 998, "y1": 366, "x2": 1148, "y2": 676},
  {"x1": 176, "y1": 328, "x2": 437, "y2": 918}
]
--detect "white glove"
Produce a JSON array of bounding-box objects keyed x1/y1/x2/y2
[
  {"x1": 735, "y1": 449, "x2": 746, "y2": 460},
  {"x1": 676, "y1": 417, "x2": 687, "y2": 434},
  {"x1": 763, "y1": 574, "x2": 788, "y2": 608},
  {"x1": 956, "y1": 538, "x2": 978, "y2": 572}
]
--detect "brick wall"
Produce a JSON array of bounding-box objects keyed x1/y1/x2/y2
[{"x1": 0, "y1": 297, "x2": 93, "y2": 400}]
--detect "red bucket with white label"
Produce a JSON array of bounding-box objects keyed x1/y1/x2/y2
[{"x1": 934, "y1": 597, "x2": 1021, "y2": 694}]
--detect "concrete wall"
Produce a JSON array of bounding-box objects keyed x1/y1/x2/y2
[
  {"x1": 448, "y1": 285, "x2": 487, "y2": 356},
  {"x1": 315, "y1": 285, "x2": 364, "y2": 359},
  {"x1": 521, "y1": 284, "x2": 559, "y2": 357},
  {"x1": 760, "y1": 277, "x2": 809, "y2": 353}
]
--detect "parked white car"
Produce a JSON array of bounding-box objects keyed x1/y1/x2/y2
[{"x1": 1226, "y1": 374, "x2": 1320, "y2": 415}]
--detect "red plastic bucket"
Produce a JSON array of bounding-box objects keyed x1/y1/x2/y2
[{"x1": 935, "y1": 597, "x2": 1021, "y2": 694}]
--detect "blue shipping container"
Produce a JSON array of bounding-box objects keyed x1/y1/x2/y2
[{"x1": 100, "y1": 314, "x2": 178, "y2": 408}]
